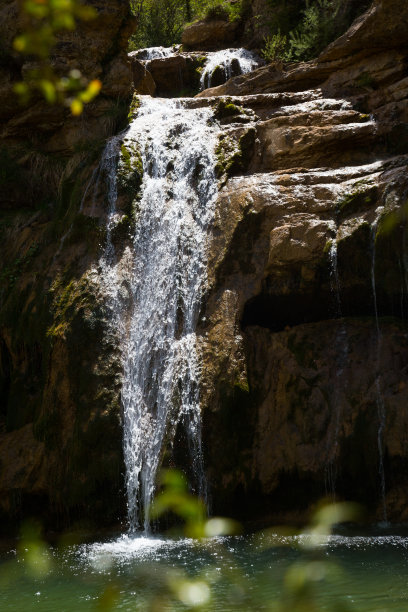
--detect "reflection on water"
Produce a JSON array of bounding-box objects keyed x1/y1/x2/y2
[{"x1": 1, "y1": 530, "x2": 408, "y2": 610}]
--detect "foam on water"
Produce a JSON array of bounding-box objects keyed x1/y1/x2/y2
[
  {"x1": 136, "y1": 46, "x2": 177, "y2": 60},
  {"x1": 200, "y1": 48, "x2": 260, "y2": 90}
]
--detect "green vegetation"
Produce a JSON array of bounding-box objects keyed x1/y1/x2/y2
[
  {"x1": 127, "y1": 94, "x2": 141, "y2": 122},
  {"x1": 215, "y1": 125, "x2": 255, "y2": 179},
  {"x1": 262, "y1": 0, "x2": 370, "y2": 63},
  {"x1": 13, "y1": 0, "x2": 101, "y2": 114},
  {"x1": 129, "y1": 0, "x2": 245, "y2": 49},
  {"x1": 117, "y1": 141, "x2": 144, "y2": 198},
  {"x1": 261, "y1": 31, "x2": 289, "y2": 63},
  {"x1": 336, "y1": 186, "x2": 377, "y2": 218},
  {"x1": 128, "y1": 0, "x2": 370, "y2": 61}
]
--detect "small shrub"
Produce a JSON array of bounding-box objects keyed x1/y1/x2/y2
[
  {"x1": 261, "y1": 31, "x2": 289, "y2": 63},
  {"x1": 260, "y1": 0, "x2": 371, "y2": 63},
  {"x1": 205, "y1": 4, "x2": 229, "y2": 21}
]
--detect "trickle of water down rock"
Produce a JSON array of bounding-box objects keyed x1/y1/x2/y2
[{"x1": 103, "y1": 98, "x2": 220, "y2": 532}]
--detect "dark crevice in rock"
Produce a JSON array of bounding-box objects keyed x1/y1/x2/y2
[{"x1": 241, "y1": 287, "x2": 408, "y2": 332}]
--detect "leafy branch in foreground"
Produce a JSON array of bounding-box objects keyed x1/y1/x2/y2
[
  {"x1": 150, "y1": 469, "x2": 362, "y2": 611},
  {"x1": 13, "y1": 0, "x2": 102, "y2": 115}
]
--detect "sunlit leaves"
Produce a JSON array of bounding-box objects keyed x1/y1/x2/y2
[
  {"x1": 18, "y1": 520, "x2": 51, "y2": 578},
  {"x1": 13, "y1": 0, "x2": 100, "y2": 114},
  {"x1": 150, "y1": 469, "x2": 241, "y2": 539}
]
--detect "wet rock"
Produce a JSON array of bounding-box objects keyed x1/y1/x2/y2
[
  {"x1": 0, "y1": 0, "x2": 134, "y2": 531},
  {"x1": 2, "y1": 0, "x2": 408, "y2": 531},
  {"x1": 128, "y1": 56, "x2": 156, "y2": 96},
  {"x1": 198, "y1": 81, "x2": 408, "y2": 521}
]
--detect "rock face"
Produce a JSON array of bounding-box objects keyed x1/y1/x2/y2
[
  {"x1": 1, "y1": 0, "x2": 408, "y2": 531},
  {"x1": 182, "y1": 18, "x2": 239, "y2": 51},
  {"x1": 0, "y1": 0, "x2": 135, "y2": 531},
  {"x1": 195, "y1": 0, "x2": 408, "y2": 523},
  {"x1": 129, "y1": 50, "x2": 205, "y2": 97}
]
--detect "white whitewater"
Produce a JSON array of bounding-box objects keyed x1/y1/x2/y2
[
  {"x1": 135, "y1": 46, "x2": 177, "y2": 60},
  {"x1": 200, "y1": 48, "x2": 260, "y2": 90},
  {"x1": 115, "y1": 97, "x2": 219, "y2": 532}
]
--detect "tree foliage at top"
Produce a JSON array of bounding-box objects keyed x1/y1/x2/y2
[
  {"x1": 263, "y1": 0, "x2": 371, "y2": 62},
  {"x1": 129, "y1": 0, "x2": 244, "y2": 49}
]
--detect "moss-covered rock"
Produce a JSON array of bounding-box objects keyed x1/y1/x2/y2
[
  {"x1": 117, "y1": 140, "x2": 144, "y2": 199},
  {"x1": 215, "y1": 127, "x2": 255, "y2": 178}
]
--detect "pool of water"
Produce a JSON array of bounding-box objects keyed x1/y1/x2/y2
[{"x1": 1, "y1": 528, "x2": 408, "y2": 610}]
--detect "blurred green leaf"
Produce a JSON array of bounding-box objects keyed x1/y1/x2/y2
[{"x1": 13, "y1": 0, "x2": 99, "y2": 114}]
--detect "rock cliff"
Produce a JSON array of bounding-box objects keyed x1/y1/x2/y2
[
  {"x1": 1, "y1": 0, "x2": 408, "y2": 531},
  {"x1": 0, "y1": 0, "x2": 135, "y2": 530},
  {"x1": 197, "y1": 0, "x2": 408, "y2": 522}
]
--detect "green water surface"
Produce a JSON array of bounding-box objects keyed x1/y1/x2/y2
[{"x1": 1, "y1": 529, "x2": 408, "y2": 611}]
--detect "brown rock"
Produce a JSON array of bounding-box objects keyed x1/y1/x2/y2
[
  {"x1": 128, "y1": 56, "x2": 156, "y2": 96},
  {"x1": 2, "y1": 0, "x2": 408, "y2": 531},
  {"x1": 147, "y1": 55, "x2": 188, "y2": 96},
  {"x1": 182, "y1": 19, "x2": 239, "y2": 51},
  {"x1": 199, "y1": 88, "x2": 408, "y2": 520}
]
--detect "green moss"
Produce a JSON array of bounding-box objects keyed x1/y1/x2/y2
[
  {"x1": 238, "y1": 128, "x2": 256, "y2": 164},
  {"x1": 215, "y1": 128, "x2": 255, "y2": 179},
  {"x1": 375, "y1": 204, "x2": 408, "y2": 240},
  {"x1": 323, "y1": 239, "x2": 333, "y2": 255},
  {"x1": 128, "y1": 94, "x2": 141, "y2": 122},
  {"x1": 354, "y1": 71, "x2": 377, "y2": 90},
  {"x1": 46, "y1": 276, "x2": 95, "y2": 339},
  {"x1": 287, "y1": 333, "x2": 317, "y2": 369},
  {"x1": 234, "y1": 377, "x2": 250, "y2": 393},
  {"x1": 214, "y1": 99, "x2": 244, "y2": 120},
  {"x1": 117, "y1": 141, "x2": 144, "y2": 198},
  {"x1": 336, "y1": 186, "x2": 377, "y2": 218}
]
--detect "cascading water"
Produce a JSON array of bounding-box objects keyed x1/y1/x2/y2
[
  {"x1": 325, "y1": 234, "x2": 349, "y2": 499},
  {"x1": 370, "y1": 219, "x2": 388, "y2": 524},
  {"x1": 111, "y1": 98, "x2": 219, "y2": 532},
  {"x1": 200, "y1": 48, "x2": 261, "y2": 90},
  {"x1": 135, "y1": 46, "x2": 178, "y2": 60}
]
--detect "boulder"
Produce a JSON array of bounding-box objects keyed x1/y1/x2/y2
[
  {"x1": 182, "y1": 19, "x2": 239, "y2": 51},
  {"x1": 128, "y1": 55, "x2": 156, "y2": 96}
]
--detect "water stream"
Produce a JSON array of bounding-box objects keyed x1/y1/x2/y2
[
  {"x1": 370, "y1": 220, "x2": 388, "y2": 523},
  {"x1": 325, "y1": 236, "x2": 349, "y2": 499},
  {"x1": 103, "y1": 98, "x2": 220, "y2": 532},
  {"x1": 200, "y1": 48, "x2": 260, "y2": 90}
]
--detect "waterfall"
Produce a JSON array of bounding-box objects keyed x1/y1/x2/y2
[
  {"x1": 200, "y1": 48, "x2": 260, "y2": 90},
  {"x1": 135, "y1": 46, "x2": 178, "y2": 60},
  {"x1": 325, "y1": 236, "x2": 349, "y2": 499},
  {"x1": 370, "y1": 221, "x2": 388, "y2": 524},
  {"x1": 113, "y1": 98, "x2": 219, "y2": 532}
]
